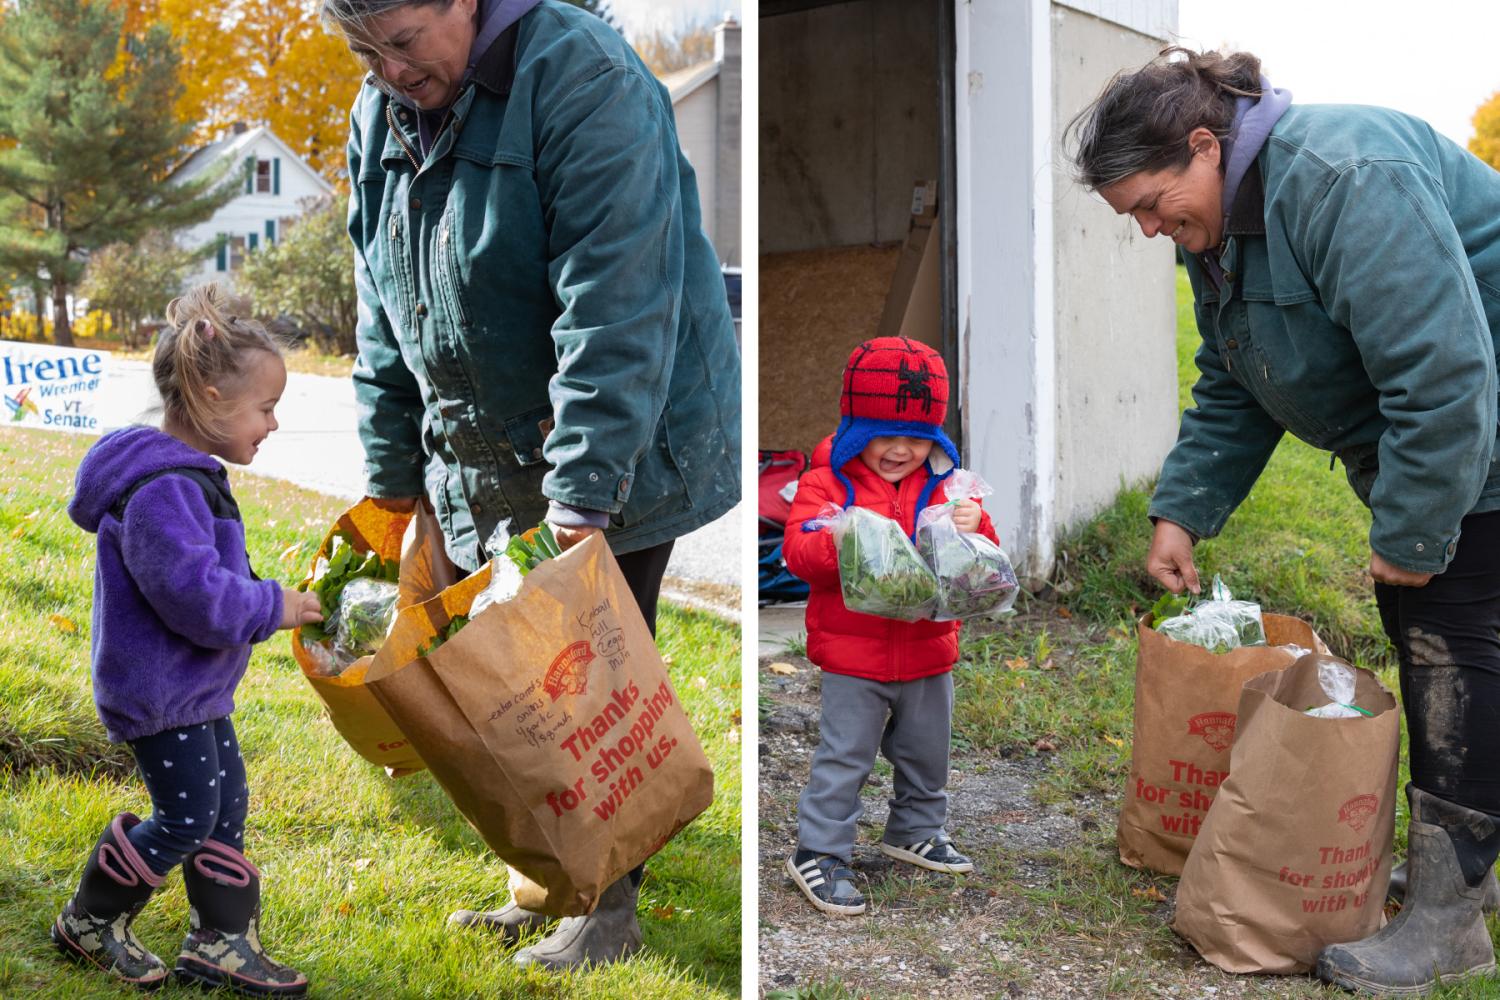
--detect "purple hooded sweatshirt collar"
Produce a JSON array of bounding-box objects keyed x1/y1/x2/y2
[
  {"x1": 1199, "y1": 74, "x2": 1291, "y2": 286},
  {"x1": 69, "y1": 425, "x2": 223, "y2": 532}
]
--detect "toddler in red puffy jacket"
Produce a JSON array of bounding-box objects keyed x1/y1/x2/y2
[{"x1": 781, "y1": 337, "x2": 999, "y2": 916}]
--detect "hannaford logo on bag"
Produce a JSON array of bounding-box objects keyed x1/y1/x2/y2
[
  {"x1": 1338, "y1": 794, "x2": 1379, "y2": 832},
  {"x1": 1186, "y1": 711, "x2": 1237, "y2": 751},
  {"x1": 544, "y1": 640, "x2": 596, "y2": 700}
]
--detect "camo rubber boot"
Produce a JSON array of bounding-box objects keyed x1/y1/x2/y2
[
  {"x1": 51, "y1": 813, "x2": 169, "y2": 989},
  {"x1": 174, "y1": 840, "x2": 308, "y2": 997}
]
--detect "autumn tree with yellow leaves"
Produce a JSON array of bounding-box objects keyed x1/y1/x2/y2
[
  {"x1": 1471, "y1": 90, "x2": 1500, "y2": 172},
  {"x1": 118, "y1": 0, "x2": 363, "y2": 183}
]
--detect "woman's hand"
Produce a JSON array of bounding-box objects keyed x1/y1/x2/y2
[
  {"x1": 1370, "y1": 550, "x2": 1433, "y2": 588},
  {"x1": 551, "y1": 524, "x2": 603, "y2": 553},
  {"x1": 951, "y1": 499, "x2": 982, "y2": 534},
  {"x1": 1147, "y1": 519, "x2": 1201, "y2": 595},
  {"x1": 280, "y1": 587, "x2": 324, "y2": 630}
]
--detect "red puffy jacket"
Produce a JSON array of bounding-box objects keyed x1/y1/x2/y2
[{"x1": 783, "y1": 437, "x2": 998, "y2": 682}]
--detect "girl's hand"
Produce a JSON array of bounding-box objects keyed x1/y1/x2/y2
[
  {"x1": 1146, "y1": 519, "x2": 1200, "y2": 595},
  {"x1": 951, "y1": 499, "x2": 982, "y2": 534},
  {"x1": 280, "y1": 587, "x2": 324, "y2": 630}
]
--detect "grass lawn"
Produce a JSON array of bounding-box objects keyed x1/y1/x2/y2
[{"x1": 0, "y1": 425, "x2": 739, "y2": 999}]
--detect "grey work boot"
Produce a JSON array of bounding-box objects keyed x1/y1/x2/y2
[
  {"x1": 51, "y1": 813, "x2": 169, "y2": 990},
  {"x1": 1387, "y1": 858, "x2": 1500, "y2": 912},
  {"x1": 512, "y1": 873, "x2": 643, "y2": 970},
  {"x1": 1316, "y1": 785, "x2": 1500, "y2": 996},
  {"x1": 447, "y1": 900, "x2": 552, "y2": 943}
]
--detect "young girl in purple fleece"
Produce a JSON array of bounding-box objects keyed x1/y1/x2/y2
[{"x1": 55, "y1": 284, "x2": 322, "y2": 996}]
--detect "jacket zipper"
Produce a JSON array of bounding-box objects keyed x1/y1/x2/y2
[{"x1": 385, "y1": 104, "x2": 421, "y2": 171}]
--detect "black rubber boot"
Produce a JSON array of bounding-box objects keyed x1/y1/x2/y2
[
  {"x1": 1387, "y1": 859, "x2": 1500, "y2": 911},
  {"x1": 447, "y1": 899, "x2": 552, "y2": 943},
  {"x1": 1316, "y1": 785, "x2": 1500, "y2": 996},
  {"x1": 512, "y1": 871, "x2": 644, "y2": 970},
  {"x1": 51, "y1": 813, "x2": 169, "y2": 990},
  {"x1": 173, "y1": 840, "x2": 308, "y2": 997}
]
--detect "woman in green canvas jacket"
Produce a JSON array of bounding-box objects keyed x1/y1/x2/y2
[
  {"x1": 323, "y1": 0, "x2": 740, "y2": 971},
  {"x1": 1071, "y1": 48, "x2": 1500, "y2": 996}
]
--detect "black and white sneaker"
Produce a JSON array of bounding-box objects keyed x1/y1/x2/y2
[
  {"x1": 785, "y1": 850, "x2": 866, "y2": 916},
  {"x1": 879, "y1": 834, "x2": 975, "y2": 874}
]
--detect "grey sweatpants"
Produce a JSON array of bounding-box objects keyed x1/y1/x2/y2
[{"x1": 796, "y1": 670, "x2": 954, "y2": 859}]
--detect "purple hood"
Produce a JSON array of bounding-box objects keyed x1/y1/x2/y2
[{"x1": 70, "y1": 426, "x2": 282, "y2": 742}]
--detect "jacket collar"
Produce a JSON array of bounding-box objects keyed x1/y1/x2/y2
[
  {"x1": 1223, "y1": 158, "x2": 1267, "y2": 238},
  {"x1": 472, "y1": 22, "x2": 521, "y2": 97}
]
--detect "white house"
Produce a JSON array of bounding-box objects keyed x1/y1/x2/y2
[
  {"x1": 171, "y1": 125, "x2": 334, "y2": 287},
  {"x1": 659, "y1": 15, "x2": 741, "y2": 267},
  {"x1": 761, "y1": 0, "x2": 1180, "y2": 577}
]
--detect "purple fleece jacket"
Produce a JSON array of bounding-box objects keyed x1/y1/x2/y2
[{"x1": 67, "y1": 426, "x2": 282, "y2": 742}]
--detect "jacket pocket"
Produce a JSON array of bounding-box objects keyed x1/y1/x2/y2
[
  {"x1": 502, "y1": 405, "x2": 554, "y2": 468},
  {"x1": 436, "y1": 212, "x2": 473, "y2": 330}
]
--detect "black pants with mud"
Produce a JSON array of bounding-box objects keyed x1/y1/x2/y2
[{"x1": 1376, "y1": 510, "x2": 1500, "y2": 815}]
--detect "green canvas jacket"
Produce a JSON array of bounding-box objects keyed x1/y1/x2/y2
[
  {"x1": 1151, "y1": 104, "x2": 1500, "y2": 574},
  {"x1": 346, "y1": 1, "x2": 740, "y2": 570}
]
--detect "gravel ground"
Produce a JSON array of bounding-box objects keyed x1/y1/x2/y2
[{"x1": 756, "y1": 649, "x2": 1342, "y2": 1000}]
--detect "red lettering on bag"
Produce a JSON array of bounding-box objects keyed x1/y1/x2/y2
[
  {"x1": 544, "y1": 640, "x2": 596, "y2": 701},
  {"x1": 1338, "y1": 794, "x2": 1379, "y2": 832},
  {"x1": 1186, "y1": 712, "x2": 1236, "y2": 751}
]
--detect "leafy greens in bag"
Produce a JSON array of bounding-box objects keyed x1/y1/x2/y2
[
  {"x1": 298, "y1": 530, "x2": 401, "y2": 674},
  {"x1": 914, "y1": 470, "x2": 1018, "y2": 621},
  {"x1": 1155, "y1": 575, "x2": 1267, "y2": 653},
  {"x1": 809, "y1": 504, "x2": 939, "y2": 621}
]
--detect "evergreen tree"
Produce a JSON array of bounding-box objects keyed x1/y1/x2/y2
[
  {"x1": 560, "y1": 0, "x2": 620, "y2": 30},
  {"x1": 0, "y1": 0, "x2": 236, "y2": 346}
]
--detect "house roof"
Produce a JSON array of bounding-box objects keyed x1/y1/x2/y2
[
  {"x1": 170, "y1": 125, "x2": 334, "y2": 197},
  {"x1": 660, "y1": 59, "x2": 719, "y2": 104}
]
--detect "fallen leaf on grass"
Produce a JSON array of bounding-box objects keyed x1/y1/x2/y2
[
  {"x1": 49, "y1": 614, "x2": 78, "y2": 634},
  {"x1": 726, "y1": 728, "x2": 739, "y2": 744},
  {"x1": 651, "y1": 905, "x2": 675, "y2": 920},
  {"x1": 1103, "y1": 734, "x2": 1126, "y2": 748},
  {"x1": 337, "y1": 901, "x2": 355, "y2": 916},
  {"x1": 1038, "y1": 658, "x2": 1056, "y2": 671},
  {"x1": 1004, "y1": 657, "x2": 1029, "y2": 671},
  {"x1": 767, "y1": 662, "x2": 798, "y2": 676},
  {"x1": 1132, "y1": 885, "x2": 1167, "y2": 903},
  {"x1": 10, "y1": 524, "x2": 24, "y2": 539},
  {"x1": 1033, "y1": 738, "x2": 1057, "y2": 752},
  {"x1": 730, "y1": 710, "x2": 742, "y2": 726},
  {"x1": 1057, "y1": 607, "x2": 1072, "y2": 619}
]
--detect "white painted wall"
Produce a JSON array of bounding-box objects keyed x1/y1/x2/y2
[
  {"x1": 1050, "y1": 5, "x2": 1178, "y2": 534},
  {"x1": 674, "y1": 80, "x2": 721, "y2": 255},
  {"x1": 177, "y1": 129, "x2": 333, "y2": 289},
  {"x1": 957, "y1": 0, "x2": 1176, "y2": 577}
]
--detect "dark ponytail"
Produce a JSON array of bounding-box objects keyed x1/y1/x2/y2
[{"x1": 1067, "y1": 47, "x2": 1263, "y2": 190}]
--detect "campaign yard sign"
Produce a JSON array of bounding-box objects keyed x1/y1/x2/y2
[{"x1": 2, "y1": 342, "x2": 107, "y2": 433}]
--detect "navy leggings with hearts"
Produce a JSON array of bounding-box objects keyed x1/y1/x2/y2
[{"x1": 124, "y1": 716, "x2": 249, "y2": 877}]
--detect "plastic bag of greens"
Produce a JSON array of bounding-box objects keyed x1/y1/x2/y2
[
  {"x1": 298, "y1": 531, "x2": 401, "y2": 675},
  {"x1": 914, "y1": 470, "x2": 1018, "y2": 621},
  {"x1": 416, "y1": 519, "x2": 561, "y2": 658},
  {"x1": 332, "y1": 577, "x2": 401, "y2": 658},
  {"x1": 1305, "y1": 660, "x2": 1375, "y2": 719},
  {"x1": 807, "y1": 504, "x2": 939, "y2": 621},
  {"x1": 1155, "y1": 575, "x2": 1267, "y2": 652}
]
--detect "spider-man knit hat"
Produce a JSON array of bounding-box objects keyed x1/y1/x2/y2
[{"x1": 827, "y1": 338, "x2": 961, "y2": 504}]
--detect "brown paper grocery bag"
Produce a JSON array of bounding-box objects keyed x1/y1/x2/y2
[
  {"x1": 291, "y1": 499, "x2": 457, "y2": 777},
  {"x1": 364, "y1": 531, "x2": 714, "y2": 916},
  {"x1": 1118, "y1": 613, "x2": 1327, "y2": 874},
  {"x1": 1172, "y1": 654, "x2": 1399, "y2": 973}
]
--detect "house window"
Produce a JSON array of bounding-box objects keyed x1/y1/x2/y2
[
  {"x1": 227, "y1": 235, "x2": 247, "y2": 270},
  {"x1": 256, "y1": 159, "x2": 272, "y2": 193}
]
